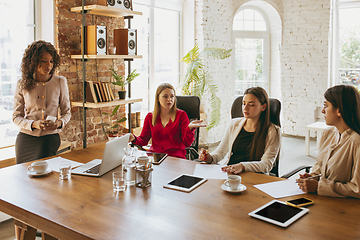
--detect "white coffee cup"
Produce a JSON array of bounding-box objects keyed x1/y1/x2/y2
[
  {"x1": 224, "y1": 175, "x2": 241, "y2": 190},
  {"x1": 28, "y1": 161, "x2": 48, "y2": 174},
  {"x1": 137, "y1": 155, "x2": 149, "y2": 167}
]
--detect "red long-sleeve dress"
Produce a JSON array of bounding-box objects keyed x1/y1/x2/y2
[{"x1": 133, "y1": 109, "x2": 195, "y2": 159}]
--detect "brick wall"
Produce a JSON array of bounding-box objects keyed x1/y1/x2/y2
[
  {"x1": 280, "y1": 0, "x2": 330, "y2": 135},
  {"x1": 55, "y1": 0, "x2": 127, "y2": 148},
  {"x1": 195, "y1": 0, "x2": 234, "y2": 144},
  {"x1": 195, "y1": 0, "x2": 331, "y2": 145}
]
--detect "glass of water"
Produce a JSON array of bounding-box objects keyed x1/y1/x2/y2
[
  {"x1": 59, "y1": 161, "x2": 71, "y2": 180},
  {"x1": 112, "y1": 171, "x2": 126, "y2": 192}
]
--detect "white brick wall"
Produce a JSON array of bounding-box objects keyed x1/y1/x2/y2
[
  {"x1": 280, "y1": 0, "x2": 329, "y2": 135},
  {"x1": 195, "y1": 0, "x2": 331, "y2": 145},
  {"x1": 195, "y1": 0, "x2": 234, "y2": 144}
]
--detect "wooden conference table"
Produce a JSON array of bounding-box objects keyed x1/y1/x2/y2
[{"x1": 0, "y1": 143, "x2": 359, "y2": 240}]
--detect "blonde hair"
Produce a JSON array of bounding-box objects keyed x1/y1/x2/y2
[{"x1": 152, "y1": 83, "x2": 177, "y2": 126}]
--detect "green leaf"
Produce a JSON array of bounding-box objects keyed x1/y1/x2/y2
[
  {"x1": 180, "y1": 44, "x2": 231, "y2": 130},
  {"x1": 111, "y1": 105, "x2": 120, "y2": 116},
  {"x1": 114, "y1": 117, "x2": 127, "y2": 123}
]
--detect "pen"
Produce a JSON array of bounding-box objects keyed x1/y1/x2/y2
[
  {"x1": 296, "y1": 174, "x2": 322, "y2": 182},
  {"x1": 305, "y1": 174, "x2": 322, "y2": 180}
]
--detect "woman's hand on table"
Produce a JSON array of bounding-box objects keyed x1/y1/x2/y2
[
  {"x1": 188, "y1": 120, "x2": 206, "y2": 129},
  {"x1": 296, "y1": 173, "x2": 319, "y2": 193},
  {"x1": 222, "y1": 163, "x2": 245, "y2": 174}
]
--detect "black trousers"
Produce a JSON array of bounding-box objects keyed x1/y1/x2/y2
[{"x1": 15, "y1": 132, "x2": 61, "y2": 164}]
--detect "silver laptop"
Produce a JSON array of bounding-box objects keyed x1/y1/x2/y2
[{"x1": 72, "y1": 134, "x2": 130, "y2": 177}]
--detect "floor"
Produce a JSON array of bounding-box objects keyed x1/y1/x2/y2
[{"x1": 0, "y1": 136, "x2": 318, "y2": 240}]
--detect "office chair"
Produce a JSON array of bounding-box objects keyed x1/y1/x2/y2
[
  {"x1": 231, "y1": 96, "x2": 311, "y2": 178},
  {"x1": 176, "y1": 96, "x2": 200, "y2": 160}
]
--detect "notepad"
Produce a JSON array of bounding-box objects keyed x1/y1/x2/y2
[{"x1": 254, "y1": 179, "x2": 306, "y2": 198}]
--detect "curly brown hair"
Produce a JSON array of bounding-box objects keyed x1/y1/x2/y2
[{"x1": 20, "y1": 40, "x2": 60, "y2": 91}]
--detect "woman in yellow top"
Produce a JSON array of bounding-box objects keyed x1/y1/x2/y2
[{"x1": 297, "y1": 85, "x2": 360, "y2": 198}]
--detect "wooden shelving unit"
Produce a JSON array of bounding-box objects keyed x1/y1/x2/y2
[
  {"x1": 71, "y1": 55, "x2": 142, "y2": 59},
  {"x1": 73, "y1": 2, "x2": 142, "y2": 148},
  {"x1": 70, "y1": 5, "x2": 142, "y2": 18},
  {"x1": 71, "y1": 98, "x2": 142, "y2": 108}
]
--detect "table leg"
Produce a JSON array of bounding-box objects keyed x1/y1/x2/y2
[
  {"x1": 14, "y1": 219, "x2": 37, "y2": 240},
  {"x1": 305, "y1": 128, "x2": 310, "y2": 156},
  {"x1": 41, "y1": 232, "x2": 58, "y2": 240}
]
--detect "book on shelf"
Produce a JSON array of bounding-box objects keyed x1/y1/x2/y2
[
  {"x1": 103, "y1": 82, "x2": 111, "y2": 101},
  {"x1": 107, "y1": 83, "x2": 115, "y2": 100},
  {"x1": 85, "y1": 81, "x2": 98, "y2": 103},
  {"x1": 98, "y1": 82, "x2": 107, "y2": 102},
  {"x1": 84, "y1": 81, "x2": 120, "y2": 103},
  {"x1": 93, "y1": 82, "x2": 103, "y2": 102}
]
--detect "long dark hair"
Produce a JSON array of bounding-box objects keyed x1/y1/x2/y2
[
  {"x1": 324, "y1": 85, "x2": 360, "y2": 134},
  {"x1": 20, "y1": 40, "x2": 60, "y2": 91},
  {"x1": 243, "y1": 87, "x2": 271, "y2": 160}
]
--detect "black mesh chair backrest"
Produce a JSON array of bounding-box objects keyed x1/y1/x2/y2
[
  {"x1": 176, "y1": 96, "x2": 200, "y2": 159},
  {"x1": 230, "y1": 96, "x2": 281, "y2": 176},
  {"x1": 231, "y1": 96, "x2": 281, "y2": 127}
]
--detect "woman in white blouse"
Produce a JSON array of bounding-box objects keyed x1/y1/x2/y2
[
  {"x1": 198, "y1": 87, "x2": 281, "y2": 175},
  {"x1": 12, "y1": 40, "x2": 71, "y2": 164},
  {"x1": 297, "y1": 85, "x2": 360, "y2": 198}
]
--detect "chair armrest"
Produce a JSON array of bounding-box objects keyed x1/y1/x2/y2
[{"x1": 280, "y1": 165, "x2": 312, "y2": 179}]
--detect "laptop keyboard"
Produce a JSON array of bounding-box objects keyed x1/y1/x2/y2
[{"x1": 84, "y1": 164, "x2": 100, "y2": 174}]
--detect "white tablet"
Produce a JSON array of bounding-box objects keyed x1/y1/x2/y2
[
  {"x1": 163, "y1": 174, "x2": 207, "y2": 192},
  {"x1": 248, "y1": 200, "x2": 309, "y2": 227}
]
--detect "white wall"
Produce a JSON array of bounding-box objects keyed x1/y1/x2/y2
[
  {"x1": 36, "y1": 0, "x2": 55, "y2": 43},
  {"x1": 280, "y1": 0, "x2": 329, "y2": 135},
  {"x1": 195, "y1": 0, "x2": 331, "y2": 145},
  {"x1": 195, "y1": 0, "x2": 234, "y2": 144}
]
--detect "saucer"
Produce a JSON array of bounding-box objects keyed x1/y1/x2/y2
[
  {"x1": 27, "y1": 169, "x2": 52, "y2": 177},
  {"x1": 221, "y1": 183, "x2": 247, "y2": 193}
]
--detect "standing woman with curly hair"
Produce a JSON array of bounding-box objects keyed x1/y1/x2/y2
[{"x1": 12, "y1": 40, "x2": 71, "y2": 164}]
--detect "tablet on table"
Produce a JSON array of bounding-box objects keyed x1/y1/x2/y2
[
  {"x1": 248, "y1": 200, "x2": 309, "y2": 227},
  {"x1": 146, "y1": 152, "x2": 168, "y2": 165},
  {"x1": 163, "y1": 174, "x2": 207, "y2": 192}
]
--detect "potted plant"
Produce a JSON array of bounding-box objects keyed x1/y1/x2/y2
[
  {"x1": 98, "y1": 105, "x2": 127, "y2": 140},
  {"x1": 180, "y1": 44, "x2": 232, "y2": 130},
  {"x1": 109, "y1": 68, "x2": 140, "y2": 99}
]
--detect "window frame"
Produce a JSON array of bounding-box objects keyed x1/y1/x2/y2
[
  {"x1": 232, "y1": 6, "x2": 270, "y2": 96},
  {"x1": 331, "y1": 0, "x2": 360, "y2": 86},
  {"x1": 0, "y1": 0, "x2": 37, "y2": 152},
  {"x1": 132, "y1": 0, "x2": 185, "y2": 112}
]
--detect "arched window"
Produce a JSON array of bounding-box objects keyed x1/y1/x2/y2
[{"x1": 233, "y1": 7, "x2": 270, "y2": 96}]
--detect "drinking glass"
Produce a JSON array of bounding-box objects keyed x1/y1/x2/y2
[
  {"x1": 59, "y1": 161, "x2": 71, "y2": 180},
  {"x1": 112, "y1": 171, "x2": 126, "y2": 192}
]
